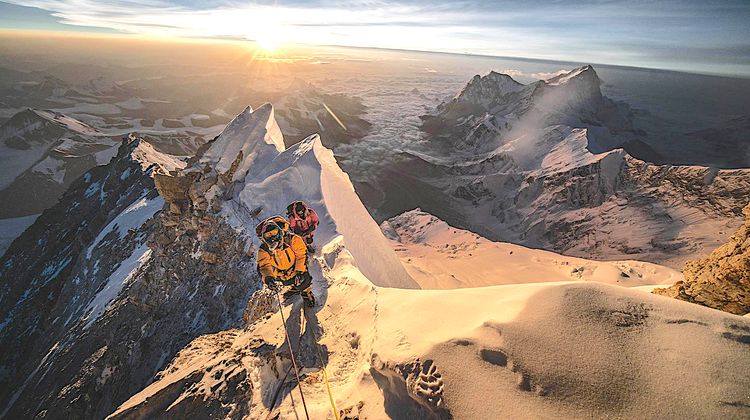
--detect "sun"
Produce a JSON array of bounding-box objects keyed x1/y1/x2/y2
[{"x1": 256, "y1": 35, "x2": 280, "y2": 52}]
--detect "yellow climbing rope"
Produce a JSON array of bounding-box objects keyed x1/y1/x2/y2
[
  {"x1": 319, "y1": 364, "x2": 340, "y2": 420},
  {"x1": 302, "y1": 300, "x2": 341, "y2": 420},
  {"x1": 274, "y1": 284, "x2": 341, "y2": 420}
]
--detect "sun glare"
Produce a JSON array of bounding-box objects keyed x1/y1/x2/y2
[
  {"x1": 256, "y1": 35, "x2": 279, "y2": 52},
  {"x1": 249, "y1": 15, "x2": 284, "y2": 53}
]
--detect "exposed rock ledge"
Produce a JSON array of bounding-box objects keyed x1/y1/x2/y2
[{"x1": 654, "y1": 203, "x2": 750, "y2": 315}]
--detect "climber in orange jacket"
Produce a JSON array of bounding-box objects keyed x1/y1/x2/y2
[{"x1": 256, "y1": 219, "x2": 315, "y2": 307}]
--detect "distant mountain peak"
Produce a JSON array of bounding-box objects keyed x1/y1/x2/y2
[
  {"x1": 192, "y1": 103, "x2": 284, "y2": 183},
  {"x1": 544, "y1": 65, "x2": 600, "y2": 87},
  {"x1": 455, "y1": 70, "x2": 525, "y2": 108},
  {"x1": 120, "y1": 134, "x2": 185, "y2": 175}
]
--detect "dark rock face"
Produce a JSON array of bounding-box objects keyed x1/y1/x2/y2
[
  {"x1": 0, "y1": 136, "x2": 162, "y2": 417},
  {"x1": 654, "y1": 203, "x2": 750, "y2": 315},
  {"x1": 0, "y1": 134, "x2": 259, "y2": 418},
  {"x1": 108, "y1": 330, "x2": 262, "y2": 420}
]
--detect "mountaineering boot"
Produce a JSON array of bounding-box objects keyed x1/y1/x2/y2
[
  {"x1": 283, "y1": 288, "x2": 298, "y2": 302},
  {"x1": 301, "y1": 288, "x2": 316, "y2": 307}
]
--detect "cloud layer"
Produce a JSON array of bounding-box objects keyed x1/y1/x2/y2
[{"x1": 3, "y1": 0, "x2": 750, "y2": 76}]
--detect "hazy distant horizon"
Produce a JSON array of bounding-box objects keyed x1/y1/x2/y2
[
  {"x1": 1, "y1": 0, "x2": 748, "y2": 78},
  {"x1": 1, "y1": 29, "x2": 749, "y2": 81}
]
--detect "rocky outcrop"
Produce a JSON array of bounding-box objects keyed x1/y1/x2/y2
[
  {"x1": 654, "y1": 203, "x2": 750, "y2": 315},
  {"x1": 0, "y1": 126, "x2": 259, "y2": 418},
  {"x1": 108, "y1": 330, "x2": 259, "y2": 420}
]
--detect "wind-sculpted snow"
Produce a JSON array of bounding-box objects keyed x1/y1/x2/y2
[
  {"x1": 113, "y1": 210, "x2": 750, "y2": 419},
  {"x1": 383, "y1": 208, "x2": 681, "y2": 290},
  {"x1": 197, "y1": 104, "x2": 284, "y2": 183}
]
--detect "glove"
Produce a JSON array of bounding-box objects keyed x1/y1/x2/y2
[
  {"x1": 264, "y1": 276, "x2": 280, "y2": 291},
  {"x1": 295, "y1": 271, "x2": 312, "y2": 289}
]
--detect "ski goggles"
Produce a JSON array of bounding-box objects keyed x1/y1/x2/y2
[{"x1": 263, "y1": 228, "x2": 280, "y2": 240}]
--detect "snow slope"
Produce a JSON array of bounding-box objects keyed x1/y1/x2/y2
[
  {"x1": 0, "y1": 109, "x2": 112, "y2": 189},
  {"x1": 0, "y1": 109, "x2": 119, "y2": 219},
  {"x1": 382, "y1": 209, "x2": 682, "y2": 290},
  {"x1": 197, "y1": 104, "x2": 285, "y2": 182},
  {"x1": 114, "y1": 221, "x2": 750, "y2": 419}
]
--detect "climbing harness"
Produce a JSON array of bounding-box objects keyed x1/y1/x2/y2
[{"x1": 275, "y1": 289, "x2": 311, "y2": 420}]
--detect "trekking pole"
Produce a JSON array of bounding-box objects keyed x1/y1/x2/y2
[{"x1": 275, "y1": 289, "x2": 311, "y2": 420}]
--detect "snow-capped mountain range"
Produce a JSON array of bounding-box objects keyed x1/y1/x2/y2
[
  {"x1": 0, "y1": 78, "x2": 374, "y2": 257},
  {"x1": 0, "y1": 109, "x2": 117, "y2": 220},
  {"x1": 1, "y1": 104, "x2": 748, "y2": 419},
  {"x1": 0, "y1": 108, "x2": 122, "y2": 256},
  {"x1": 363, "y1": 66, "x2": 750, "y2": 269}
]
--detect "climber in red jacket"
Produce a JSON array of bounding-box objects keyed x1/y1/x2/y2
[{"x1": 286, "y1": 201, "x2": 319, "y2": 253}]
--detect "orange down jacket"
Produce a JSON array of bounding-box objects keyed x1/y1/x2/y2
[{"x1": 257, "y1": 233, "x2": 307, "y2": 280}]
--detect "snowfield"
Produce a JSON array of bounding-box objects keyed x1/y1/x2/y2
[
  {"x1": 113, "y1": 223, "x2": 750, "y2": 419},
  {"x1": 383, "y1": 208, "x2": 682, "y2": 290}
]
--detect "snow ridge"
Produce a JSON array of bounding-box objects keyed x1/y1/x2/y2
[
  {"x1": 197, "y1": 104, "x2": 284, "y2": 182},
  {"x1": 217, "y1": 104, "x2": 417, "y2": 288}
]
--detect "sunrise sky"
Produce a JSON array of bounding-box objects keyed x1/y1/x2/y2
[{"x1": 1, "y1": 0, "x2": 749, "y2": 77}]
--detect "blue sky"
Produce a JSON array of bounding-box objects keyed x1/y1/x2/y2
[{"x1": 1, "y1": 0, "x2": 749, "y2": 76}]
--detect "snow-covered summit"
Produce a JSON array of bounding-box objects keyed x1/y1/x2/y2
[
  {"x1": 196, "y1": 104, "x2": 284, "y2": 182},
  {"x1": 545, "y1": 65, "x2": 599, "y2": 86},
  {"x1": 120, "y1": 134, "x2": 185, "y2": 174},
  {"x1": 163, "y1": 104, "x2": 417, "y2": 289},
  {"x1": 453, "y1": 70, "x2": 526, "y2": 109},
  {"x1": 1, "y1": 108, "x2": 101, "y2": 142},
  {"x1": 410, "y1": 66, "x2": 750, "y2": 270}
]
